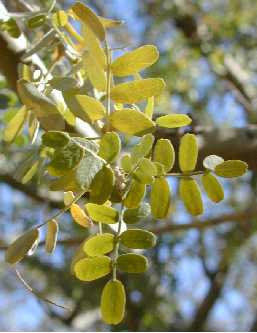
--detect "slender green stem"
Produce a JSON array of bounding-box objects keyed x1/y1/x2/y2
[{"x1": 36, "y1": 189, "x2": 86, "y2": 229}]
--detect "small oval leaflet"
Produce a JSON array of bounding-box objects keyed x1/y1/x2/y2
[
  {"x1": 83, "y1": 52, "x2": 107, "y2": 92},
  {"x1": 42, "y1": 131, "x2": 70, "y2": 148},
  {"x1": 124, "y1": 180, "x2": 146, "y2": 208},
  {"x1": 111, "y1": 44, "x2": 159, "y2": 77},
  {"x1": 133, "y1": 158, "x2": 157, "y2": 184},
  {"x1": 64, "y1": 191, "x2": 75, "y2": 206},
  {"x1": 153, "y1": 139, "x2": 175, "y2": 172},
  {"x1": 110, "y1": 78, "x2": 165, "y2": 104},
  {"x1": 202, "y1": 173, "x2": 224, "y2": 203},
  {"x1": 117, "y1": 253, "x2": 149, "y2": 273},
  {"x1": 74, "y1": 256, "x2": 111, "y2": 281},
  {"x1": 5, "y1": 228, "x2": 39, "y2": 264},
  {"x1": 45, "y1": 219, "x2": 58, "y2": 254},
  {"x1": 123, "y1": 202, "x2": 151, "y2": 224},
  {"x1": 131, "y1": 133, "x2": 154, "y2": 165},
  {"x1": 179, "y1": 178, "x2": 203, "y2": 216},
  {"x1": 203, "y1": 155, "x2": 224, "y2": 171},
  {"x1": 214, "y1": 160, "x2": 248, "y2": 178},
  {"x1": 98, "y1": 132, "x2": 121, "y2": 163},
  {"x1": 101, "y1": 280, "x2": 126, "y2": 325},
  {"x1": 89, "y1": 166, "x2": 114, "y2": 204},
  {"x1": 121, "y1": 154, "x2": 132, "y2": 173},
  {"x1": 83, "y1": 233, "x2": 114, "y2": 257},
  {"x1": 109, "y1": 108, "x2": 155, "y2": 137},
  {"x1": 179, "y1": 133, "x2": 198, "y2": 173},
  {"x1": 86, "y1": 203, "x2": 119, "y2": 224},
  {"x1": 70, "y1": 203, "x2": 92, "y2": 228},
  {"x1": 150, "y1": 177, "x2": 170, "y2": 219},
  {"x1": 156, "y1": 114, "x2": 192, "y2": 129},
  {"x1": 74, "y1": 95, "x2": 106, "y2": 122},
  {"x1": 120, "y1": 229, "x2": 156, "y2": 249},
  {"x1": 71, "y1": 1, "x2": 105, "y2": 41}
]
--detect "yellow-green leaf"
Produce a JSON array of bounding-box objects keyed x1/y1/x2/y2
[
  {"x1": 74, "y1": 94, "x2": 106, "y2": 122},
  {"x1": 5, "y1": 229, "x2": 39, "y2": 264},
  {"x1": 179, "y1": 178, "x2": 203, "y2": 216},
  {"x1": 98, "y1": 132, "x2": 121, "y2": 163},
  {"x1": 99, "y1": 16, "x2": 124, "y2": 29},
  {"x1": 64, "y1": 191, "x2": 75, "y2": 206},
  {"x1": 52, "y1": 10, "x2": 68, "y2": 27},
  {"x1": 42, "y1": 131, "x2": 70, "y2": 148},
  {"x1": 153, "y1": 139, "x2": 175, "y2": 172},
  {"x1": 201, "y1": 173, "x2": 224, "y2": 203},
  {"x1": 101, "y1": 280, "x2": 126, "y2": 325},
  {"x1": 90, "y1": 166, "x2": 114, "y2": 204},
  {"x1": 179, "y1": 133, "x2": 198, "y2": 172},
  {"x1": 83, "y1": 52, "x2": 107, "y2": 92},
  {"x1": 27, "y1": 14, "x2": 46, "y2": 29},
  {"x1": 144, "y1": 96, "x2": 154, "y2": 119},
  {"x1": 124, "y1": 180, "x2": 146, "y2": 208},
  {"x1": 123, "y1": 203, "x2": 151, "y2": 224},
  {"x1": 21, "y1": 161, "x2": 39, "y2": 184},
  {"x1": 45, "y1": 219, "x2": 58, "y2": 254},
  {"x1": 117, "y1": 253, "x2": 148, "y2": 273},
  {"x1": 133, "y1": 158, "x2": 157, "y2": 184},
  {"x1": 109, "y1": 108, "x2": 155, "y2": 136},
  {"x1": 86, "y1": 203, "x2": 119, "y2": 224},
  {"x1": 150, "y1": 177, "x2": 170, "y2": 219},
  {"x1": 70, "y1": 203, "x2": 92, "y2": 228},
  {"x1": 121, "y1": 154, "x2": 132, "y2": 173},
  {"x1": 214, "y1": 160, "x2": 248, "y2": 178},
  {"x1": 75, "y1": 256, "x2": 111, "y2": 281},
  {"x1": 120, "y1": 229, "x2": 156, "y2": 249},
  {"x1": 156, "y1": 114, "x2": 192, "y2": 128},
  {"x1": 3, "y1": 106, "x2": 27, "y2": 143},
  {"x1": 111, "y1": 45, "x2": 159, "y2": 77},
  {"x1": 83, "y1": 233, "x2": 114, "y2": 257},
  {"x1": 71, "y1": 1, "x2": 105, "y2": 41},
  {"x1": 131, "y1": 133, "x2": 154, "y2": 165},
  {"x1": 110, "y1": 78, "x2": 165, "y2": 103}
]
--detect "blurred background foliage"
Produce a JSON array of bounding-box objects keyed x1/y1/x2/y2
[{"x1": 0, "y1": 0, "x2": 257, "y2": 331}]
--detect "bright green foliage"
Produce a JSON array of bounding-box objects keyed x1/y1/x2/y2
[
  {"x1": 74, "y1": 256, "x2": 111, "y2": 281},
  {"x1": 117, "y1": 253, "x2": 149, "y2": 273},
  {"x1": 101, "y1": 280, "x2": 126, "y2": 325},
  {"x1": 83, "y1": 233, "x2": 114, "y2": 257},
  {"x1": 202, "y1": 173, "x2": 224, "y2": 203},
  {"x1": 86, "y1": 203, "x2": 119, "y2": 224},
  {"x1": 3, "y1": 2, "x2": 249, "y2": 326},
  {"x1": 215, "y1": 160, "x2": 248, "y2": 178},
  {"x1": 120, "y1": 229, "x2": 156, "y2": 249},
  {"x1": 179, "y1": 178, "x2": 203, "y2": 216},
  {"x1": 179, "y1": 133, "x2": 198, "y2": 172}
]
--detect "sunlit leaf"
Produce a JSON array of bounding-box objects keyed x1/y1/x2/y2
[
  {"x1": 133, "y1": 158, "x2": 157, "y2": 184},
  {"x1": 203, "y1": 155, "x2": 224, "y2": 171},
  {"x1": 156, "y1": 114, "x2": 192, "y2": 128},
  {"x1": 117, "y1": 253, "x2": 148, "y2": 273},
  {"x1": 45, "y1": 219, "x2": 58, "y2": 254},
  {"x1": 214, "y1": 160, "x2": 248, "y2": 178},
  {"x1": 202, "y1": 173, "x2": 224, "y2": 203},
  {"x1": 98, "y1": 132, "x2": 121, "y2": 163},
  {"x1": 179, "y1": 178, "x2": 203, "y2": 216},
  {"x1": 64, "y1": 191, "x2": 75, "y2": 206},
  {"x1": 179, "y1": 133, "x2": 198, "y2": 172},
  {"x1": 75, "y1": 256, "x2": 111, "y2": 281},
  {"x1": 120, "y1": 229, "x2": 156, "y2": 249},
  {"x1": 124, "y1": 180, "x2": 146, "y2": 208},
  {"x1": 144, "y1": 96, "x2": 154, "y2": 119},
  {"x1": 153, "y1": 139, "x2": 175, "y2": 172},
  {"x1": 150, "y1": 177, "x2": 170, "y2": 219},
  {"x1": 3, "y1": 106, "x2": 27, "y2": 143},
  {"x1": 83, "y1": 52, "x2": 107, "y2": 92},
  {"x1": 90, "y1": 166, "x2": 115, "y2": 204},
  {"x1": 131, "y1": 134, "x2": 154, "y2": 165},
  {"x1": 70, "y1": 203, "x2": 92, "y2": 228},
  {"x1": 121, "y1": 154, "x2": 132, "y2": 173},
  {"x1": 86, "y1": 203, "x2": 119, "y2": 224},
  {"x1": 52, "y1": 10, "x2": 68, "y2": 27},
  {"x1": 83, "y1": 233, "x2": 114, "y2": 256}
]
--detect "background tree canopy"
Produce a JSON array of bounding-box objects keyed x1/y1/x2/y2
[{"x1": 0, "y1": 0, "x2": 257, "y2": 331}]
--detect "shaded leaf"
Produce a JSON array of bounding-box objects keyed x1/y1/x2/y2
[
  {"x1": 117, "y1": 253, "x2": 148, "y2": 273},
  {"x1": 124, "y1": 180, "x2": 146, "y2": 208},
  {"x1": 131, "y1": 134, "x2": 154, "y2": 165},
  {"x1": 98, "y1": 132, "x2": 121, "y2": 163},
  {"x1": 123, "y1": 202, "x2": 151, "y2": 224},
  {"x1": 120, "y1": 229, "x2": 156, "y2": 249},
  {"x1": 90, "y1": 166, "x2": 115, "y2": 204},
  {"x1": 3, "y1": 106, "x2": 27, "y2": 143}
]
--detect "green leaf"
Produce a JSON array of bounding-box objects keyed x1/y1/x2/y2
[
  {"x1": 42, "y1": 131, "x2": 70, "y2": 148},
  {"x1": 49, "y1": 170, "x2": 83, "y2": 192},
  {"x1": 71, "y1": 1, "x2": 106, "y2": 41},
  {"x1": 120, "y1": 229, "x2": 156, "y2": 249},
  {"x1": 83, "y1": 233, "x2": 114, "y2": 256},
  {"x1": 123, "y1": 202, "x2": 151, "y2": 224},
  {"x1": 144, "y1": 96, "x2": 154, "y2": 119},
  {"x1": 86, "y1": 203, "x2": 119, "y2": 224},
  {"x1": 4, "y1": 18, "x2": 21, "y2": 38},
  {"x1": 75, "y1": 151, "x2": 105, "y2": 189},
  {"x1": 3, "y1": 106, "x2": 27, "y2": 143},
  {"x1": 214, "y1": 160, "x2": 248, "y2": 178},
  {"x1": 45, "y1": 219, "x2": 58, "y2": 254},
  {"x1": 131, "y1": 134, "x2": 154, "y2": 165},
  {"x1": 83, "y1": 52, "x2": 107, "y2": 92},
  {"x1": 109, "y1": 108, "x2": 155, "y2": 136},
  {"x1": 201, "y1": 173, "x2": 224, "y2": 203},
  {"x1": 101, "y1": 280, "x2": 126, "y2": 325},
  {"x1": 49, "y1": 77, "x2": 79, "y2": 91},
  {"x1": 48, "y1": 141, "x2": 84, "y2": 176},
  {"x1": 150, "y1": 177, "x2": 170, "y2": 219},
  {"x1": 117, "y1": 253, "x2": 148, "y2": 273},
  {"x1": 124, "y1": 180, "x2": 146, "y2": 208},
  {"x1": 73, "y1": 94, "x2": 106, "y2": 122},
  {"x1": 154, "y1": 162, "x2": 166, "y2": 177},
  {"x1": 98, "y1": 132, "x2": 121, "y2": 163},
  {"x1": 110, "y1": 78, "x2": 165, "y2": 103},
  {"x1": 74, "y1": 256, "x2": 111, "y2": 281},
  {"x1": 89, "y1": 166, "x2": 115, "y2": 204},
  {"x1": 27, "y1": 14, "x2": 46, "y2": 29},
  {"x1": 153, "y1": 139, "x2": 175, "y2": 172},
  {"x1": 21, "y1": 161, "x2": 39, "y2": 184},
  {"x1": 121, "y1": 154, "x2": 132, "y2": 173},
  {"x1": 17, "y1": 79, "x2": 65, "y2": 130},
  {"x1": 156, "y1": 114, "x2": 192, "y2": 128},
  {"x1": 133, "y1": 158, "x2": 157, "y2": 184},
  {"x1": 64, "y1": 191, "x2": 75, "y2": 206},
  {"x1": 5, "y1": 229, "x2": 39, "y2": 264},
  {"x1": 179, "y1": 178, "x2": 203, "y2": 216},
  {"x1": 179, "y1": 133, "x2": 198, "y2": 172},
  {"x1": 111, "y1": 44, "x2": 159, "y2": 76},
  {"x1": 203, "y1": 155, "x2": 224, "y2": 171}
]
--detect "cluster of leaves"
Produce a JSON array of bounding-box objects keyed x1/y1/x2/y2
[{"x1": 3, "y1": 1, "x2": 248, "y2": 325}]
